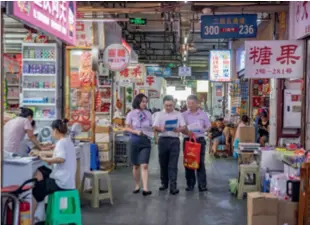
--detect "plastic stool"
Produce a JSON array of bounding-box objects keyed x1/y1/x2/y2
[
  {"x1": 81, "y1": 171, "x2": 113, "y2": 208},
  {"x1": 237, "y1": 164, "x2": 261, "y2": 199},
  {"x1": 45, "y1": 190, "x2": 82, "y2": 225}
]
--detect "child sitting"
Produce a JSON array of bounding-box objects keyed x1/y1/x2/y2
[{"x1": 31, "y1": 119, "x2": 76, "y2": 220}]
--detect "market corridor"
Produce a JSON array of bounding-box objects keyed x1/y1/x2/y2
[{"x1": 82, "y1": 146, "x2": 247, "y2": 225}]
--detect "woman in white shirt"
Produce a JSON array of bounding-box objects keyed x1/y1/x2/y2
[{"x1": 31, "y1": 119, "x2": 76, "y2": 219}]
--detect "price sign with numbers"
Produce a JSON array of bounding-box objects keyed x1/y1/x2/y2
[{"x1": 200, "y1": 14, "x2": 257, "y2": 39}]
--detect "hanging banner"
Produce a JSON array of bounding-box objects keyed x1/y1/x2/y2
[
  {"x1": 103, "y1": 44, "x2": 130, "y2": 72},
  {"x1": 245, "y1": 40, "x2": 304, "y2": 79},
  {"x1": 209, "y1": 50, "x2": 231, "y2": 82},
  {"x1": 201, "y1": 14, "x2": 257, "y2": 39},
  {"x1": 289, "y1": 2, "x2": 310, "y2": 39},
  {"x1": 7, "y1": 1, "x2": 76, "y2": 45},
  {"x1": 146, "y1": 66, "x2": 171, "y2": 77},
  {"x1": 236, "y1": 48, "x2": 246, "y2": 72},
  {"x1": 178, "y1": 66, "x2": 192, "y2": 77},
  {"x1": 118, "y1": 64, "x2": 145, "y2": 82},
  {"x1": 76, "y1": 15, "x2": 93, "y2": 47}
]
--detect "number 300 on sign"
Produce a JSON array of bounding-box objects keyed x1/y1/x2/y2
[{"x1": 204, "y1": 26, "x2": 219, "y2": 35}]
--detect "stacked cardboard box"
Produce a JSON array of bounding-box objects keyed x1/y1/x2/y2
[
  {"x1": 95, "y1": 126, "x2": 113, "y2": 170},
  {"x1": 248, "y1": 192, "x2": 298, "y2": 225}
]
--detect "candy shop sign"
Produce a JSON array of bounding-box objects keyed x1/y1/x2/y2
[
  {"x1": 119, "y1": 64, "x2": 145, "y2": 82},
  {"x1": 245, "y1": 40, "x2": 304, "y2": 79},
  {"x1": 103, "y1": 44, "x2": 130, "y2": 72},
  {"x1": 8, "y1": 1, "x2": 76, "y2": 45}
]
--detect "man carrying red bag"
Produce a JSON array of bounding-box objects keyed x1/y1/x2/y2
[{"x1": 182, "y1": 95, "x2": 211, "y2": 192}]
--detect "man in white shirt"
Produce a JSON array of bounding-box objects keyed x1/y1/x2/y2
[{"x1": 153, "y1": 95, "x2": 186, "y2": 195}]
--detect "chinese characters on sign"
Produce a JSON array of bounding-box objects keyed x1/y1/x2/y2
[
  {"x1": 289, "y1": 2, "x2": 310, "y2": 39},
  {"x1": 103, "y1": 44, "x2": 130, "y2": 72},
  {"x1": 245, "y1": 41, "x2": 304, "y2": 79},
  {"x1": 209, "y1": 50, "x2": 231, "y2": 82},
  {"x1": 9, "y1": 1, "x2": 76, "y2": 45},
  {"x1": 178, "y1": 66, "x2": 192, "y2": 77},
  {"x1": 76, "y1": 12, "x2": 92, "y2": 47},
  {"x1": 118, "y1": 64, "x2": 145, "y2": 82},
  {"x1": 200, "y1": 14, "x2": 257, "y2": 39}
]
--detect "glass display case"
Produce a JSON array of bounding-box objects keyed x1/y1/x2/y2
[{"x1": 65, "y1": 47, "x2": 96, "y2": 142}]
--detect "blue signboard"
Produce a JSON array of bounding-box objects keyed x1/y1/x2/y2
[
  {"x1": 146, "y1": 66, "x2": 171, "y2": 77},
  {"x1": 200, "y1": 14, "x2": 257, "y2": 39}
]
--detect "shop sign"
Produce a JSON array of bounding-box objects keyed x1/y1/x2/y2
[
  {"x1": 148, "y1": 89, "x2": 160, "y2": 99},
  {"x1": 178, "y1": 66, "x2": 192, "y2": 77},
  {"x1": 236, "y1": 49, "x2": 246, "y2": 72},
  {"x1": 103, "y1": 44, "x2": 130, "y2": 72},
  {"x1": 201, "y1": 14, "x2": 257, "y2": 39},
  {"x1": 146, "y1": 66, "x2": 171, "y2": 77},
  {"x1": 7, "y1": 1, "x2": 76, "y2": 46},
  {"x1": 245, "y1": 40, "x2": 304, "y2": 79},
  {"x1": 76, "y1": 13, "x2": 92, "y2": 47},
  {"x1": 175, "y1": 86, "x2": 186, "y2": 91},
  {"x1": 209, "y1": 50, "x2": 231, "y2": 82},
  {"x1": 119, "y1": 64, "x2": 145, "y2": 82},
  {"x1": 289, "y1": 2, "x2": 310, "y2": 39}
]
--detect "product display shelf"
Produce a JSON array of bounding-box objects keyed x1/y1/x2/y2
[
  {"x1": 21, "y1": 43, "x2": 58, "y2": 125},
  {"x1": 4, "y1": 54, "x2": 22, "y2": 113},
  {"x1": 96, "y1": 74, "x2": 113, "y2": 122}
]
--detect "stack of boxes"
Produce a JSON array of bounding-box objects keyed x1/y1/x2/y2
[
  {"x1": 95, "y1": 126, "x2": 113, "y2": 170},
  {"x1": 248, "y1": 192, "x2": 298, "y2": 225}
]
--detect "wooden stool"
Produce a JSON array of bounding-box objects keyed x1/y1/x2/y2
[
  {"x1": 81, "y1": 171, "x2": 113, "y2": 208},
  {"x1": 237, "y1": 164, "x2": 260, "y2": 199}
]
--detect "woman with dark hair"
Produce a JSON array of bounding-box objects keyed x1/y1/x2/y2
[
  {"x1": 3, "y1": 107, "x2": 49, "y2": 154},
  {"x1": 258, "y1": 111, "x2": 269, "y2": 146},
  {"x1": 30, "y1": 119, "x2": 76, "y2": 219},
  {"x1": 125, "y1": 93, "x2": 152, "y2": 196}
]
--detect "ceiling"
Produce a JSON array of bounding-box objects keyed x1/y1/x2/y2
[{"x1": 77, "y1": 1, "x2": 288, "y2": 83}]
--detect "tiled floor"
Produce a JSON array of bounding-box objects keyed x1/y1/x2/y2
[{"x1": 82, "y1": 145, "x2": 247, "y2": 225}]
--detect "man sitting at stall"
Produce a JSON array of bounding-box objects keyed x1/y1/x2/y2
[{"x1": 209, "y1": 118, "x2": 230, "y2": 155}]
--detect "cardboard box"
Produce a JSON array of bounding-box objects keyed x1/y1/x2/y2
[
  {"x1": 278, "y1": 200, "x2": 298, "y2": 225},
  {"x1": 95, "y1": 133, "x2": 110, "y2": 143},
  {"x1": 95, "y1": 126, "x2": 111, "y2": 133},
  {"x1": 248, "y1": 192, "x2": 279, "y2": 225},
  {"x1": 252, "y1": 215, "x2": 278, "y2": 225},
  {"x1": 97, "y1": 143, "x2": 110, "y2": 152},
  {"x1": 239, "y1": 126, "x2": 255, "y2": 143}
]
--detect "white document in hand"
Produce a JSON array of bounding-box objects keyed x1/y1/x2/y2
[{"x1": 187, "y1": 122, "x2": 203, "y2": 132}]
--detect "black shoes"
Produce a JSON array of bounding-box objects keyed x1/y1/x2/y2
[
  {"x1": 199, "y1": 187, "x2": 208, "y2": 192},
  {"x1": 159, "y1": 185, "x2": 168, "y2": 191},
  {"x1": 133, "y1": 189, "x2": 140, "y2": 194},
  {"x1": 185, "y1": 186, "x2": 194, "y2": 192},
  {"x1": 170, "y1": 189, "x2": 180, "y2": 195},
  {"x1": 142, "y1": 190, "x2": 152, "y2": 196}
]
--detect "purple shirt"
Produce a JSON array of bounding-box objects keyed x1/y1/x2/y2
[
  {"x1": 182, "y1": 109, "x2": 211, "y2": 138},
  {"x1": 125, "y1": 109, "x2": 153, "y2": 137}
]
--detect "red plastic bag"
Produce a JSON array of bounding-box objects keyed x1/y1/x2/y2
[{"x1": 184, "y1": 137, "x2": 201, "y2": 170}]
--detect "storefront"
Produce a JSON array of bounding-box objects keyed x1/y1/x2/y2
[
  {"x1": 289, "y1": 1, "x2": 310, "y2": 150},
  {"x1": 3, "y1": 2, "x2": 76, "y2": 137}
]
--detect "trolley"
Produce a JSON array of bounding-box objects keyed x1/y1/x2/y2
[{"x1": 113, "y1": 132, "x2": 131, "y2": 168}]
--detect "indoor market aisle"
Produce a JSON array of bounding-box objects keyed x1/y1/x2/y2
[{"x1": 82, "y1": 144, "x2": 247, "y2": 225}]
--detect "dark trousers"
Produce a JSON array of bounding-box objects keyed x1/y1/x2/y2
[
  {"x1": 158, "y1": 137, "x2": 180, "y2": 190},
  {"x1": 183, "y1": 137, "x2": 207, "y2": 188}
]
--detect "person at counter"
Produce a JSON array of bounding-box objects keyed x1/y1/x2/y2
[
  {"x1": 125, "y1": 94, "x2": 152, "y2": 196},
  {"x1": 30, "y1": 119, "x2": 76, "y2": 220},
  {"x1": 258, "y1": 111, "x2": 270, "y2": 146},
  {"x1": 3, "y1": 107, "x2": 50, "y2": 154},
  {"x1": 153, "y1": 95, "x2": 186, "y2": 195}
]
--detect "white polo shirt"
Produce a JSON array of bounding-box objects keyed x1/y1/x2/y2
[{"x1": 153, "y1": 110, "x2": 186, "y2": 138}]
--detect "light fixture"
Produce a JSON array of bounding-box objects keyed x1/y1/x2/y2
[{"x1": 184, "y1": 36, "x2": 188, "y2": 44}]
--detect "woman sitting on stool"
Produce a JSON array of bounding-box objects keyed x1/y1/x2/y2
[{"x1": 30, "y1": 119, "x2": 76, "y2": 220}]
